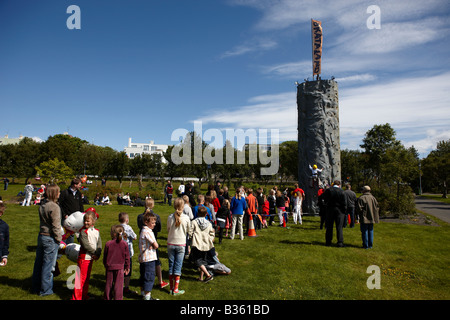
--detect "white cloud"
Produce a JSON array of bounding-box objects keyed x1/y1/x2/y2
[
  {"x1": 220, "y1": 38, "x2": 278, "y2": 58},
  {"x1": 195, "y1": 72, "x2": 450, "y2": 157},
  {"x1": 401, "y1": 128, "x2": 450, "y2": 157},
  {"x1": 31, "y1": 136, "x2": 44, "y2": 143}
]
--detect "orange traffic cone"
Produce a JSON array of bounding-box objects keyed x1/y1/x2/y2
[{"x1": 247, "y1": 214, "x2": 258, "y2": 237}]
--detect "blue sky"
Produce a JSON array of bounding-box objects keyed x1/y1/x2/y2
[{"x1": 1, "y1": 0, "x2": 449, "y2": 158}]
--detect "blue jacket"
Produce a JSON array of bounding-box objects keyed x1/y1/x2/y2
[
  {"x1": 193, "y1": 204, "x2": 212, "y2": 220},
  {"x1": 230, "y1": 196, "x2": 247, "y2": 215}
]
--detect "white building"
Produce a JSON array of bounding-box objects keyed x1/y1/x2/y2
[
  {"x1": 124, "y1": 138, "x2": 169, "y2": 162},
  {"x1": 0, "y1": 134, "x2": 25, "y2": 145}
]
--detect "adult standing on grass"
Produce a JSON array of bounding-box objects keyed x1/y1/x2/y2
[
  {"x1": 31, "y1": 184, "x2": 62, "y2": 296},
  {"x1": 323, "y1": 180, "x2": 347, "y2": 247},
  {"x1": 230, "y1": 188, "x2": 247, "y2": 240},
  {"x1": 164, "y1": 180, "x2": 173, "y2": 206},
  {"x1": 59, "y1": 178, "x2": 84, "y2": 244},
  {"x1": 3, "y1": 177, "x2": 9, "y2": 191},
  {"x1": 356, "y1": 186, "x2": 380, "y2": 249},
  {"x1": 344, "y1": 184, "x2": 357, "y2": 228}
]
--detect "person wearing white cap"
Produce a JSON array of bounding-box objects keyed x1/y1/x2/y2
[{"x1": 356, "y1": 186, "x2": 380, "y2": 249}]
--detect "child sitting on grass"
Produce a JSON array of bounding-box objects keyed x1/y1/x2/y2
[{"x1": 188, "y1": 206, "x2": 215, "y2": 282}]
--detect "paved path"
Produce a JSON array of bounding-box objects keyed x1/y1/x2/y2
[{"x1": 415, "y1": 196, "x2": 450, "y2": 224}]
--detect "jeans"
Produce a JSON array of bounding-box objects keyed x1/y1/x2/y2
[
  {"x1": 167, "y1": 245, "x2": 185, "y2": 276},
  {"x1": 360, "y1": 223, "x2": 374, "y2": 248},
  {"x1": 31, "y1": 234, "x2": 60, "y2": 296}
]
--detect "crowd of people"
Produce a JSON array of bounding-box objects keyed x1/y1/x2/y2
[{"x1": 0, "y1": 176, "x2": 379, "y2": 300}]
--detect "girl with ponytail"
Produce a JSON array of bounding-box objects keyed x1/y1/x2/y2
[
  {"x1": 166, "y1": 197, "x2": 191, "y2": 295},
  {"x1": 103, "y1": 225, "x2": 130, "y2": 300}
]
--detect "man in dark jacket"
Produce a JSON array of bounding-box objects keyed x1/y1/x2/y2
[
  {"x1": 58, "y1": 178, "x2": 84, "y2": 243},
  {"x1": 323, "y1": 180, "x2": 347, "y2": 247}
]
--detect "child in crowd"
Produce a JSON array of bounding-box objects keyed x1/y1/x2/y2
[
  {"x1": 72, "y1": 210, "x2": 102, "y2": 300},
  {"x1": 275, "y1": 190, "x2": 286, "y2": 226},
  {"x1": 167, "y1": 198, "x2": 191, "y2": 295},
  {"x1": 103, "y1": 225, "x2": 130, "y2": 300},
  {"x1": 292, "y1": 192, "x2": 303, "y2": 225},
  {"x1": 119, "y1": 212, "x2": 137, "y2": 295},
  {"x1": 215, "y1": 199, "x2": 231, "y2": 244},
  {"x1": 261, "y1": 195, "x2": 269, "y2": 228},
  {"x1": 268, "y1": 189, "x2": 276, "y2": 226},
  {"x1": 137, "y1": 198, "x2": 168, "y2": 289},
  {"x1": 0, "y1": 203, "x2": 9, "y2": 267},
  {"x1": 205, "y1": 195, "x2": 216, "y2": 225},
  {"x1": 210, "y1": 190, "x2": 221, "y2": 220},
  {"x1": 188, "y1": 206, "x2": 215, "y2": 282},
  {"x1": 139, "y1": 212, "x2": 159, "y2": 300},
  {"x1": 182, "y1": 195, "x2": 194, "y2": 220}
]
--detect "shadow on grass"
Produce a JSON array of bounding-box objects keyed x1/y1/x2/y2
[{"x1": 279, "y1": 239, "x2": 361, "y2": 248}]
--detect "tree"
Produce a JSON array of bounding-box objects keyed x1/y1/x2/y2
[
  {"x1": 10, "y1": 138, "x2": 42, "y2": 183},
  {"x1": 163, "y1": 145, "x2": 184, "y2": 180},
  {"x1": 279, "y1": 140, "x2": 298, "y2": 182},
  {"x1": 79, "y1": 144, "x2": 116, "y2": 184},
  {"x1": 106, "y1": 151, "x2": 130, "y2": 188},
  {"x1": 422, "y1": 139, "x2": 450, "y2": 198},
  {"x1": 40, "y1": 134, "x2": 88, "y2": 174},
  {"x1": 35, "y1": 158, "x2": 73, "y2": 184},
  {"x1": 360, "y1": 123, "x2": 401, "y2": 185}
]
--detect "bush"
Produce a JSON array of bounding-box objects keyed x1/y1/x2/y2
[{"x1": 371, "y1": 184, "x2": 416, "y2": 217}]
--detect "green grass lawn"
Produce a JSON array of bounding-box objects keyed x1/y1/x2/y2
[
  {"x1": 1, "y1": 196, "x2": 449, "y2": 301},
  {"x1": 420, "y1": 194, "x2": 450, "y2": 204}
]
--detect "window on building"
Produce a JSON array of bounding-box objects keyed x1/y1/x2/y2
[
  {"x1": 143, "y1": 145, "x2": 149, "y2": 151},
  {"x1": 130, "y1": 153, "x2": 134, "y2": 158},
  {"x1": 151, "y1": 146, "x2": 157, "y2": 151}
]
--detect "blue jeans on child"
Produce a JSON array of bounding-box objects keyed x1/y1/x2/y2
[
  {"x1": 31, "y1": 234, "x2": 60, "y2": 296},
  {"x1": 360, "y1": 223, "x2": 374, "y2": 248},
  {"x1": 167, "y1": 245, "x2": 185, "y2": 276}
]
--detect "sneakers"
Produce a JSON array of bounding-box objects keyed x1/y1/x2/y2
[
  {"x1": 171, "y1": 290, "x2": 185, "y2": 296},
  {"x1": 143, "y1": 294, "x2": 159, "y2": 300},
  {"x1": 159, "y1": 281, "x2": 169, "y2": 289}
]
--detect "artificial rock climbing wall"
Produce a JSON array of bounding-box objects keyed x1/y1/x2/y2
[{"x1": 297, "y1": 79, "x2": 341, "y2": 214}]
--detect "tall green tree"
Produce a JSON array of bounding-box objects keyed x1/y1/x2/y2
[
  {"x1": 106, "y1": 151, "x2": 130, "y2": 188},
  {"x1": 360, "y1": 123, "x2": 401, "y2": 185},
  {"x1": 80, "y1": 144, "x2": 116, "y2": 184},
  {"x1": 279, "y1": 140, "x2": 298, "y2": 181},
  {"x1": 40, "y1": 134, "x2": 88, "y2": 174},
  {"x1": 422, "y1": 139, "x2": 450, "y2": 197}
]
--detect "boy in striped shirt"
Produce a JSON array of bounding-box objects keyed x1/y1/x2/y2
[{"x1": 139, "y1": 212, "x2": 159, "y2": 300}]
